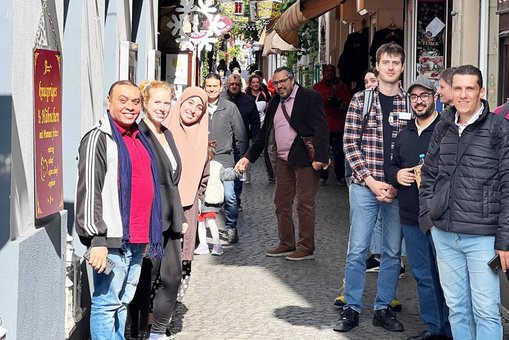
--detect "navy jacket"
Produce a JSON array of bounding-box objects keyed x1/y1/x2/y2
[{"x1": 224, "y1": 91, "x2": 260, "y2": 140}]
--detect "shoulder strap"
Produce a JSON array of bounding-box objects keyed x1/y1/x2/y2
[{"x1": 359, "y1": 89, "x2": 375, "y2": 141}]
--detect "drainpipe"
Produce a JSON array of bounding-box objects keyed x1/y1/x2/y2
[{"x1": 479, "y1": 0, "x2": 489, "y2": 82}]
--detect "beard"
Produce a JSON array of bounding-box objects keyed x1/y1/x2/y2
[{"x1": 413, "y1": 102, "x2": 435, "y2": 120}]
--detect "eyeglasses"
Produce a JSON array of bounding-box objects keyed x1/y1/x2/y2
[
  {"x1": 273, "y1": 77, "x2": 291, "y2": 86},
  {"x1": 409, "y1": 92, "x2": 433, "y2": 102},
  {"x1": 228, "y1": 82, "x2": 241, "y2": 87}
]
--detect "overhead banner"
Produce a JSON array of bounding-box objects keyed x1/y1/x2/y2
[{"x1": 33, "y1": 48, "x2": 63, "y2": 219}]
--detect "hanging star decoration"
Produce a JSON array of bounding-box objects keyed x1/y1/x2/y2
[{"x1": 167, "y1": 0, "x2": 221, "y2": 53}]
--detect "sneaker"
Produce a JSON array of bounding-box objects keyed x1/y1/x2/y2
[
  {"x1": 194, "y1": 243, "x2": 209, "y2": 255},
  {"x1": 333, "y1": 307, "x2": 359, "y2": 332},
  {"x1": 286, "y1": 250, "x2": 315, "y2": 261},
  {"x1": 211, "y1": 243, "x2": 224, "y2": 256},
  {"x1": 366, "y1": 254, "x2": 381, "y2": 272},
  {"x1": 226, "y1": 228, "x2": 239, "y2": 244},
  {"x1": 265, "y1": 244, "x2": 295, "y2": 257},
  {"x1": 399, "y1": 261, "x2": 406, "y2": 279},
  {"x1": 372, "y1": 308, "x2": 404, "y2": 332},
  {"x1": 333, "y1": 293, "x2": 402, "y2": 312}
]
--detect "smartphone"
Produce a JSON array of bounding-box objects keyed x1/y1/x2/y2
[
  {"x1": 488, "y1": 254, "x2": 502, "y2": 274},
  {"x1": 83, "y1": 248, "x2": 116, "y2": 275}
]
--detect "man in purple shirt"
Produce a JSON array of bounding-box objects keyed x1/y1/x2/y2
[{"x1": 236, "y1": 66, "x2": 329, "y2": 261}]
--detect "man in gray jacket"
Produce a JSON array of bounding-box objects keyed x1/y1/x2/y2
[
  {"x1": 204, "y1": 73, "x2": 248, "y2": 243},
  {"x1": 419, "y1": 65, "x2": 509, "y2": 339}
]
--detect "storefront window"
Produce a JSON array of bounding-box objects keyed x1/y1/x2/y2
[{"x1": 415, "y1": 0, "x2": 447, "y2": 80}]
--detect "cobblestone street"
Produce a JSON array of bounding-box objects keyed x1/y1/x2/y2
[{"x1": 168, "y1": 161, "x2": 427, "y2": 340}]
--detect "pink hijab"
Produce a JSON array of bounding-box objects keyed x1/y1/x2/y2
[{"x1": 163, "y1": 87, "x2": 209, "y2": 207}]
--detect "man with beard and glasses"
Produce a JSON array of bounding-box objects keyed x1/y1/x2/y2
[{"x1": 386, "y1": 77, "x2": 451, "y2": 340}]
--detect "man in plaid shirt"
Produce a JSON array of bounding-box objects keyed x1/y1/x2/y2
[{"x1": 334, "y1": 43, "x2": 410, "y2": 333}]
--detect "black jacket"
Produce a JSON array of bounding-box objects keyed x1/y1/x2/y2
[
  {"x1": 139, "y1": 121, "x2": 185, "y2": 234},
  {"x1": 418, "y1": 100, "x2": 509, "y2": 250},
  {"x1": 224, "y1": 91, "x2": 261, "y2": 139},
  {"x1": 387, "y1": 116, "x2": 439, "y2": 225},
  {"x1": 246, "y1": 85, "x2": 329, "y2": 168}
]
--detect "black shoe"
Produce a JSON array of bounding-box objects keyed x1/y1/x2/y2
[
  {"x1": 372, "y1": 308, "x2": 404, "y2": 332},
  {"x1": 226, "y1": 228, "x2": 239, "y2": 243},
  {"x1": 407, "y1": 330, "x2": 446, "y2": 340},
  {"x1": 333, "y1": 307, "x2": 359, "y2": 332}
]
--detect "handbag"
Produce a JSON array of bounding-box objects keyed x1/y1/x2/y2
[{"x1": 280, "y1": 101, "x2": 315, "y2": 161}]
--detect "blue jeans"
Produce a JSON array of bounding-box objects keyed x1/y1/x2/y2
[
  {"x1": 223, "y1": 175, "x2": 238, "y2": 229},
  {"x1": 344, "y1": 184, "x2": 402, "y2": 312},
  {"x1": 90, "y1": 244, "x2": 144, "y2": 340},
  {"x1": 402, "y1": 224, "x2": 449, "y2": 336},
  {"x1": 431, "y1": 227, "x2": 502, "y2": 340},
  {"x1": 371, "y1": 209, "x2": 406, "y2": 256}
]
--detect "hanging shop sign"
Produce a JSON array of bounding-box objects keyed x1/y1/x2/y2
[
  {"x1": 234, "y1": 1, "x2": 244, "y2": 15},
  {"x1": 257, "y1": 0, "x2": 282, "y2": 20},
  {"x1": 33, "y1": 48, "x2": 63, "y2": 219},
  {"x1": 416, "y1": 0, "x2": 447, "y2": 79}
]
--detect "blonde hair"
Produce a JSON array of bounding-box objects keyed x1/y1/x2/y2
[{"x1": 139, "y1": 80, "x2": 175, "y2": 110}]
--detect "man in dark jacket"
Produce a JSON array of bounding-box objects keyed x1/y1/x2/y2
[
  {"x1": 419, "y1": 65, "x2": 509, "y2": 339},
  {"x1": 224, "y1": 73, "x2": 261, "y2": 206},
  {"x1": 387, "y1": 77, "x2": 449, "y2": 340},
  {"x1": 235, "y1": 66, "x2": 329, "y2": 261}
]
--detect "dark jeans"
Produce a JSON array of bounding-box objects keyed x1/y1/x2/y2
[
  {"x1": 320, "y1": 131, "x2": 344, "y2": 182},
  {"x1": 274, "y1": 158, "x2": 319, "y2": 253}
]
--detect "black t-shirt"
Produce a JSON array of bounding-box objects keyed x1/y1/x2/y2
[{"x1": 379, "y1": 93, "x2": 395, "y2": 176}]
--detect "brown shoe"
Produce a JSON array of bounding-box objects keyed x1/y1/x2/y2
[
  {"x1": 286, "y1": 250, "x2": 315, "y2": 261},
  {"x1": 265, "y1": 244, "x2": 295, "y2": 257}
]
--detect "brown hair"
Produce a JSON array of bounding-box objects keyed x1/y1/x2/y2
[{"x1": 375, "y1": 43, "x2": 405, "y2": 64}]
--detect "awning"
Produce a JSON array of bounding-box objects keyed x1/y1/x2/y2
[
  {"x1": 271, "y1": 0, "x2": 341, "y2": 48},
  {"x1": 262, "y1": 29, "x2": 298, "y2": 56}
]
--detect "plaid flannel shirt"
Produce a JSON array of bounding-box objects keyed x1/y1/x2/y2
[{"x1": 344, "y1": 86, "x2": 409, "y2": 186}]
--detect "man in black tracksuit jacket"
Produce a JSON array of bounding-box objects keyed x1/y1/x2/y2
[{"x1": 386, "y1": 77, "x2": 450, "y2": 340}]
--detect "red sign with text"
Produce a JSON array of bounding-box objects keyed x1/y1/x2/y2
[{"x1": 33, "y1": 49, "x2": 63, "y2": 219}]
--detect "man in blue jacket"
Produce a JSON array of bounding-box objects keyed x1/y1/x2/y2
[
  {"x1": 419, "y1": 65, "x2": 509, "y2": 339},
  {"x1": 387, "y1": 77, "x2": 449, "y2": 340}
]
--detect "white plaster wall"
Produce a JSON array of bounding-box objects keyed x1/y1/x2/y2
[{"x1": 451, "y1": 0, "x2": 480, "y2": 66}]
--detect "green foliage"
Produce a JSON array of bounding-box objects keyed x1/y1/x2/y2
[{"x1": 227, "y1": 45, "x2": 241, "y2": 59}]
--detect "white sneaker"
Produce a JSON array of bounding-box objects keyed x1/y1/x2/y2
[
  {"x1": 194, "y1": 243, "x2": 209, "y2": 255},
  {"x1": 211, "y1": 243, "x2": 224, "y2": 256}
]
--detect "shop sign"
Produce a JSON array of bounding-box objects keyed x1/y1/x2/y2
[
  {"x1": 33, "y1": 48, "x2": 63, "y2": 219},
  {"x1": 257, "y1": 0, "x2": 282, "y2": 20}
]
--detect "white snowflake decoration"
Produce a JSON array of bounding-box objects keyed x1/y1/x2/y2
[{"x1": 167, "y1": 0, "x2": 221, "y2": 53}]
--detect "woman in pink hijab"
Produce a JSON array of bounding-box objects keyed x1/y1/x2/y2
[{"x1": 162, "y1": 86, "x2": 210, "y2": 305}]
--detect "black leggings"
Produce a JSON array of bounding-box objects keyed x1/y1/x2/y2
[{"x1": 150, "y1": 231, "x2": 183, "y2": 333}]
